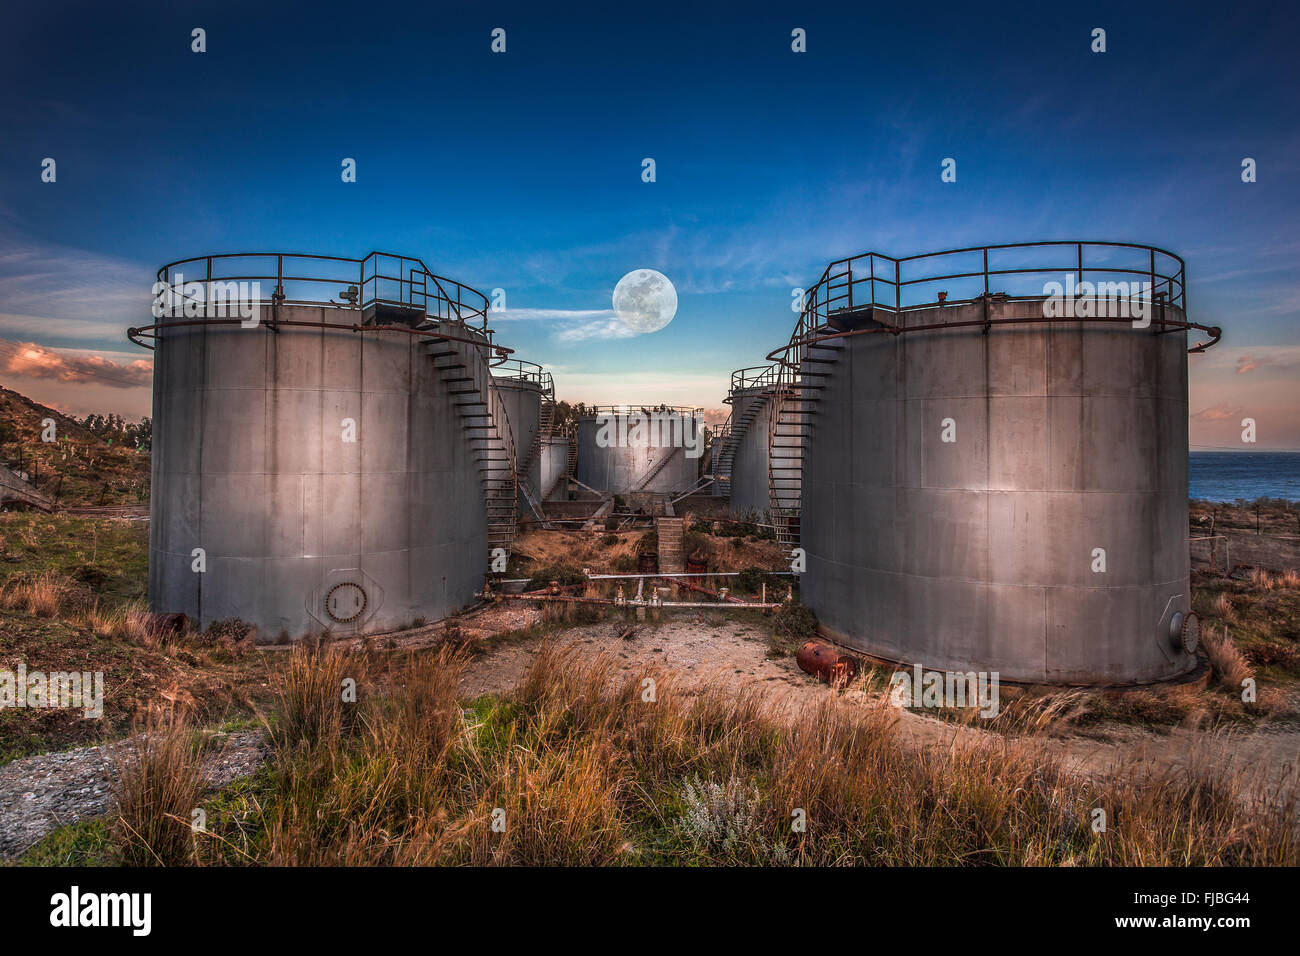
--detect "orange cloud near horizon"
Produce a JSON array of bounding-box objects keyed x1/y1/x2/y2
[{"x1": 0, "y1": 339, "x2": 153, "y2": 389}]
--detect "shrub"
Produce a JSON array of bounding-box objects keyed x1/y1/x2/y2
[
  {"x1": 676, "y1": 773, "x2": 773, "y2": 861},
  {"x1": 774, "y1": 600, "x2": 819, "y2": 641},
  {"x1": 526, "y1": 563, "x2": 587, "y2": 591}
]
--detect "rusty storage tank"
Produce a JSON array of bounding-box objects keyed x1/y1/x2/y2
[
  {"x1": 575, "y1": 405, "x2": 703, "y2": 494},
  {"x1": 773, "y1": 242, "x2": 1219, "y2": 685},
  {"x1": 133, "y1": 252, "x2": 518, "y2": 639}
]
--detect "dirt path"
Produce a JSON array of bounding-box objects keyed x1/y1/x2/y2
[{"x1": 449, "y1": 612, "x2": 1300, "y2": 795}]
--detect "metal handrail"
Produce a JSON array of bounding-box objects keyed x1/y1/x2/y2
[
  {"x1": 132, "y1": 251, "x2": 492, "y2": 349},
  {"x1": 493, "y1": 358, "x2": 554, "y2": 401},
  {"x1": 728, "y1": 365, "x2": 781, "y2": 396},
  {"x1": 574, "y1": 404, "x2": 700, "y2": 417},
  {"x1": 769, "y1": 240, "x2": 1221, "y2": 369}
]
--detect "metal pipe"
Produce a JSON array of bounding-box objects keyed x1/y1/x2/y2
[
  {"x1": 582, "y1": 571, "x2": 796, "y2": 579},
  {"x1": 481, "y1": 591, "x2": 780, "y2": 610}
]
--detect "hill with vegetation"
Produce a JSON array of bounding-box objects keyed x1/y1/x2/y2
[{"x1": 0, "y1": 385, "x2": 150, "y2": 507}]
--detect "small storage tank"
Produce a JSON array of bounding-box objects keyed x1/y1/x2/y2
[
  {"x1": 492, "y1": 360, "x2": 551, "y2": 505},
  {"x1": 540, "y1": 434, "x2": 571, "y2": 500},
  {"x1": 575, "y1": 406, "x2": 703, "y2": 494},
  {"x1": 133, "y1": 252, "x2": 513, "y2": 638},
  {"x1": 717, "y1": 367, "x2": 781, "y2": 518},
  {"x1": 779, "y1": 242, "x2": 1221, "y2": 685}
]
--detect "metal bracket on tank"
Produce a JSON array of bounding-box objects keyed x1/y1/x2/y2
[{"x1": 268, "y1": 283, "x2": 285, "y2": 334}]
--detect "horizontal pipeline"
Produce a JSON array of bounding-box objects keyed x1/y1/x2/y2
[
  {"x1": 583, "y1": 571, "x2": 796, "y2": 580},
  {"x1": 478, "y1": 591, "x2": 781, "y2": 610}
]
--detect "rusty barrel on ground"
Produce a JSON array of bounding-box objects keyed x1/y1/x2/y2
[{"x1": 797, "y1": 641, "x2": 858, "y2": 685}]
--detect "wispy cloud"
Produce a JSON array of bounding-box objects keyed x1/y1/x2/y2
[
  {"x1": 0, "y1": 227, "x2": 150, "y2": 349},
  {"x1": 0, "y1": 312, "x2": 129, "y2": 343},
  {"x1": 492, "y1": 306, "x2": 636, "y2": 343},
  {"x1": 492, "y1": 307, "x2": 612, "y2": 322},
  {"x1": 1191, "y1": 403, "x2": 1244, "y2": 423}
]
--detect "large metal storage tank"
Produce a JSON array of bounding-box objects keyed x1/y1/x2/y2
[
  {"x1": 133, "y1": 252, "x2": 511, "y2": 639},
  {"x1": 781, "y1": 242, "x2": 1221, "y2": 685},
  {"x1": 575, "y1": 406, "x2": 702, "y2": 494}
]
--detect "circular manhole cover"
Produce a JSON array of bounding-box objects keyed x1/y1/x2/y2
[{"x1": 325, "y1": 581, "x2": 368, "y2": 623}]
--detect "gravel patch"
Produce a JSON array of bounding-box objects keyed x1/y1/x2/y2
[{"x1": 0, "y1": 730, "x2": 267, "y2": 860}]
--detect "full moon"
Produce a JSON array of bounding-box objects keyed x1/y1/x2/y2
[{"x1": 612, "y1": 269, "x2": 677, "y2": 334}]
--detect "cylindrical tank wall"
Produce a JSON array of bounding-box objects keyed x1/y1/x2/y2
[
  {"x1": 494, "y1": 377, "x2": 541, "y2": 493},
  {"x1": 576, "y1": 412, "x2": 702, "y2": 493},
  {"x1": 727, "y1": 386, "x2": 775, "y2": 518},
  {"x1": 148, "y1": 304, "x2": 488, "y2": 638},
  {"x1": 800, "y1": 298, "x2": 1195, "y2": 685},
  {"x1": 540, "y1": 435, "x2": 569, "y2": 500}
]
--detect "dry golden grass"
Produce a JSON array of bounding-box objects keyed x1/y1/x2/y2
[
  {"x1": 79, "y1": 598, "x2": 152, "y2": 643},
  {"x1": 266, "y1": 640, "x2": 368, "y2": 751},
  {"x1": 110, "y1": 708, "x2": 205, "y2": 866},
  {"x1": 1248, "y1": 567, "x2": 1300, "y2": 591},
  {"x1": 0, "y1": 570, "x2": 67, "y2": 617},
  {"x1": 166, "y1": 639, "x2": 1300, "y2": 867},
  {"x1": 1203, "y1": 626, "x2": 1254, "y2": 693},
  {"x1": 1212, "y1": 591, "x2": 1237, "y2": 621}
]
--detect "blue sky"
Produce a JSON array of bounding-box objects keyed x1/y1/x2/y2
[{"x1": 1, "y1": 0, "x2": 1297, "y2": 446}]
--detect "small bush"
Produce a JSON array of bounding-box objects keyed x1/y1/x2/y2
[
  {"x1": 676, "y1": 773, "x2": 776, "y2": 862},
  {"x1": 774, "y1": 600, "x2": 819, "y2": 641},
  {"x1": 611, "y1": 553, "x2": 636, "y2": 572},
  {"x1": 72, "y1": 563, "x2": 109, "y2": 590},
  {"x1": 202, "y1": 618, "x2": 255, "y2": 644},
  {"x1": 683, "y1": 530, "x2": 709, "y2": 556},
  {"x1": 600, "y1": 533, "x2": 618, "y2": 547},
  {"x1": 735, "y1": 567, "x2": 767, "y2": 594},
  {"x1": 526, "y1": 563, "x2": 587, "y2": 591}
]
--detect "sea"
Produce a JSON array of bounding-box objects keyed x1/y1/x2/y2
[{"x1": 1189, "y1": 452, "x2": 1300, "y2": 503}]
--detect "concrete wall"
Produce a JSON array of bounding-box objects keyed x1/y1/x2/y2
[
  {"x1": 800, "y1": 297, "x2": 1195, "y2": 685},
  {"x1": 576, "y1": 413, "x2": 702, "y2": 494},
  {"x1": 148, "y1": 304, "x2": 488, "y2": 639}
]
